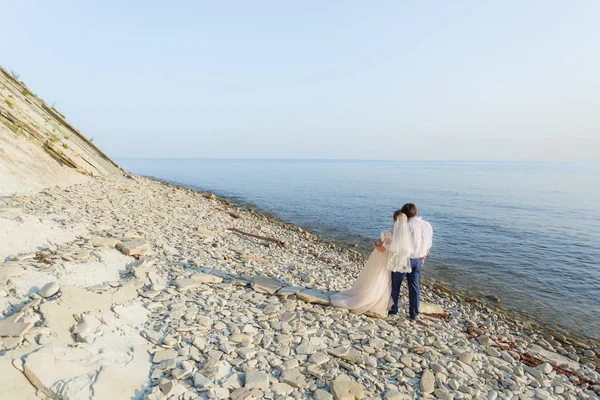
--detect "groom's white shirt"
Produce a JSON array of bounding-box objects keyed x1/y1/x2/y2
[{"x1": 407, "y1": 217, "x2": 433, "y2": 259}]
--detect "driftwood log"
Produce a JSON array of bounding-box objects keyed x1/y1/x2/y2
[{"x1": 228, "y1": 228, "x2": 286, "y2": 247}]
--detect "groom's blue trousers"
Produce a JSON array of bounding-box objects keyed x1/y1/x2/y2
[{"x1": 391, "y1": 258, "x2": 422, "y2": 318}]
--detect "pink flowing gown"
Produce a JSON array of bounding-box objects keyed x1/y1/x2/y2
[{"x1": 330, "y1": 247, "x2": 392, "y2": 318}]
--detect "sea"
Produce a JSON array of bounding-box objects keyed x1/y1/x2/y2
[{"x1": 118, "y1": 158, "x2": 600, "y2": 341}]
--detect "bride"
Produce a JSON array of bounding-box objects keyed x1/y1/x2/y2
[{"x1": 330, "y1": 209, "x2": 412, "y2": 318}]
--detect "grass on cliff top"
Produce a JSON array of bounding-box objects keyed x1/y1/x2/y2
[
  {"x1": 50, "y1": 102, "x2": 66, "y2": 119},
  {"x1": 7, "y1": 69, "x2": 33, "y2": 96}
]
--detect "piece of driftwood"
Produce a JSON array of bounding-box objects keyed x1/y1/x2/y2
[{"x1": 228, "y1": 228, "x2": 286, "y2": 247}]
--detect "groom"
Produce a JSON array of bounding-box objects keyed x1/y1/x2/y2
[{"x1": 377, "y1": 203, "x2": 433, "y2": 320}]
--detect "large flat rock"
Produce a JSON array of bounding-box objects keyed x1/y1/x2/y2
[
  {"x1": 276, "y1": 286, "x2": 304, "y2": 297},
  {"x1": 22, "y1": 344, "x2": 151, "y2": 400},
  {"x1": 528, "y1": 344, "x2": 582, "y2": 372},
  {"x1": 39, "y1": 284, "x2": 138, "y2": 345},
  {"x1": 117, "y1": 239, "x2": 150, "y2": 256},
  {"x1": 419, "y1": 302, "x2": 445, "y2": 314},
  {"x1": 296, "y1": 289, "x2": 330, "y2": 305},
  {"x1": 252, "y1": 276, "x2": 282, "y2": 295},
  {"x1": 173, "y1": 278, "x2": 200, "y2": 291},
  {"x1": 330, "y1": 376, "x2": 365, "y2": 400},
  {"x1": 89, "y1": 236, "x2": 121, "y2": 248},
  {"x1": 23, "y1": 346, "x2": 102, "y2": 398},
  {"x1": 93, "y1": 345, "x2": 151, "y2": 399},
  {"x1": 191, "y1": 272, "x2": 224, "y2": 284},
  {"x1": 0, "y1": 352, "x2": 39, "y2": 400},
  {"x1": 328, "y1": 346, "x2": 364, "y2": 363},
  {"x1": 0, "y1": 314, "x2": 34, "y2": 338}
]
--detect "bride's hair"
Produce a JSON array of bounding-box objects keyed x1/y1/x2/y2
[{"x1": 393, "y1": 209, "x2": 406, "y2": 221}]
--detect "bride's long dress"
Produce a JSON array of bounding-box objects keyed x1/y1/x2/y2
[{"x1": 330, "y1": 243, "x2": 392, "y2": 318}]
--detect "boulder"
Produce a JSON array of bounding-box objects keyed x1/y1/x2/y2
[{"x1": 39, "y1": 282, "x2": 60, "y2": 298}]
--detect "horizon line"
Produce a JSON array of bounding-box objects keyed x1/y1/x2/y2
[{"x1": 113, "y1": 157, "x2": 598, "y2": 163}]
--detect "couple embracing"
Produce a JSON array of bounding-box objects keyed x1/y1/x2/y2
[{"x1": 331, "y1": 203, "x2": 433, "y2": 320}]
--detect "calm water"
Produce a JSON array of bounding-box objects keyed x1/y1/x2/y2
[{"x1": 118, "y1": 159, "x2": 600, "y2": 340}]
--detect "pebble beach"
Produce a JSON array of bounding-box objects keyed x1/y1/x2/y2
[{"x1": 1, "y1": 173, "x2": 599, "y2": 400}]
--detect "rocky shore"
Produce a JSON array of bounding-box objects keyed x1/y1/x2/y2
[{"x1": 1, "y1": 174, "x2": 599, "y2": 400}]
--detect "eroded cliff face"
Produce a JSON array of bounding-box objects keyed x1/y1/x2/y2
[{"x1": 0, "y1": 66, "x2": 121, "y2": 196}]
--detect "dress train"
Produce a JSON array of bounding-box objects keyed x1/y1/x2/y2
[{"x1": 330, "y1": 249, "x2": 392, "y2": 317}]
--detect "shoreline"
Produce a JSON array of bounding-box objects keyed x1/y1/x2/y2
[
  {"x1": 143, "y1": 175, "x2": 372, "y2": 251},
  {"x1": 1, "y1": 173, "x2": 599, "y2": 399},
  {"x1": 146, "y1": 175, "x2": 600, "y2": 349}
]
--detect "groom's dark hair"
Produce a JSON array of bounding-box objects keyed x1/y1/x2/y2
[{"x1": 401, "y1": 203, "x2": 418, "y2": 219}]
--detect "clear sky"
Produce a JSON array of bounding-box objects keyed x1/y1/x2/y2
[{"x1": 2, "y1": 1, "x2": 599, "y2": 161}]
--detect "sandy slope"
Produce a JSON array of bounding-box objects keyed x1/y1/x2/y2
[{"x1": 0, "y1": 65, "x2": 120, "y2": 197}]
